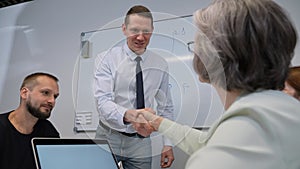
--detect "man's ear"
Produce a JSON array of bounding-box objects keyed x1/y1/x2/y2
[
  {"x1": 122, "y1": 23, "x2": 127, "y2": 36},
  {"x1": 20, "y1": 87, "x2": 29, "y2": 99}
]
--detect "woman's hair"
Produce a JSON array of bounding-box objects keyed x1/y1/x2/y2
[
  {"x1": 286, "y1": 66, "x2": 300, "y2": 96},
  {"x1": 193, "y1": 0, "x2": 297, "y2": 92}
]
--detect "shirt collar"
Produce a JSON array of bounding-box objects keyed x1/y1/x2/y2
[{"x1": 123, "y1": 43, "x2": 148, "y2": 62}]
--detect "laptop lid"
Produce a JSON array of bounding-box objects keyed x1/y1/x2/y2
[{"x1": 31, "y1": 138, "x2": 120, "y2": 169}]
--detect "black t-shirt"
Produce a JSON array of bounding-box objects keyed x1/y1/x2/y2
[{"x1": 0, "y1": 111, "x2": 60, "y2": 169}]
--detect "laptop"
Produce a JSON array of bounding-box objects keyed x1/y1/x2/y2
[{"x1": 31, "y1": 138, "x2": 120, "y2": 169}]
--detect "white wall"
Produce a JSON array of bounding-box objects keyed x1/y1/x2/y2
[{"x1": 1, "y1": 1, "x2": 300, "y2": 169}]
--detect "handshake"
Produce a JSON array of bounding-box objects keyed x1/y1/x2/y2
[{"x1": 124, "y1": 108, "x2": 163, "y2": 137}]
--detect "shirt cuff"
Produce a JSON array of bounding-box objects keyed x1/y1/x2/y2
[{"x1": 117, "y1": 106, "x2": 128, "y2": 125}]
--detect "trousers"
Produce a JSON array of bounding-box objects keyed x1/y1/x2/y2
[{"x1": 95, "y1": 122, "x2": 152, "y2": 169}]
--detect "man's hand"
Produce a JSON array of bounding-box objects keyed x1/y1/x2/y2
[
  {"x1": 123, "y1": 109, "x2": 138, "y2": 124},
  {"x1": 160, "y1": 146, "x2": 174, "y2": 168},
  {"x1": 132, "y1": 113, "x2": 154, "y2": 137},
  {"x1": 124, "y1": 109, "x2": 154, "y2": 137}
]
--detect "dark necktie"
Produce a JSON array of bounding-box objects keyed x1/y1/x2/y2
[{"x1": 135, "y1": 56, "x2": 145, "y2": 109}]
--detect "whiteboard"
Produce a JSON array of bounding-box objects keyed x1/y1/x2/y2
[{"x1": 74, "y1": 15, "x2": 224, "y2": 132}]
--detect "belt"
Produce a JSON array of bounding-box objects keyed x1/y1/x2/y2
[{"x1": 99, "y1": 120, "x2": 147, "y2": 138}]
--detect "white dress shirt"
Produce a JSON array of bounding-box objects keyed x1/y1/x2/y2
[{"x1": 94, "y1": 43, "x2": 174, "y2": 144}]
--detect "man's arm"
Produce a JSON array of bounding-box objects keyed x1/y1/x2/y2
[{"x1": 93, "y1": 52, "x2": 128, "y2": 131}]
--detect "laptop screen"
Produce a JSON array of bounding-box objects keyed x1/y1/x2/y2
[{"x1": 32, "y1": 138, "x2": 120, "y2": 169}]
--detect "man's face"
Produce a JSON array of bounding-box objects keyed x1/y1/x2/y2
[
  {"x1": 24, "y1": 76, "x2": 59, "y2": 119},
  {"x1": 122, "y1": 14, "x2": 153, "y2": 55}
]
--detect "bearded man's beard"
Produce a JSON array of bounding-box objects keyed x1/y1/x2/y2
[{"x1": 26, "y1": 100, "x2": 51, "y2": 119}]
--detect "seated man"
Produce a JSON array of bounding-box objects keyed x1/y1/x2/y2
[{"x1": 0, "y1": 72, "x2": 60, "y2": 169}]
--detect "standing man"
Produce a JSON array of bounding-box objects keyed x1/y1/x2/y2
[
  {"x1": 0, "y1": 72, "x2": 60, "y2": 169},
  {"x1": 94, "y1": 5, "x2": 175, "y2": 169}
]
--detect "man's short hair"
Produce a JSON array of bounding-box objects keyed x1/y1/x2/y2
[
  {"x1": 20, "y1": 72, "x2": 59, "y2": 90},
  {"x1": 124, "y1": 5, "x2": 153, "y2": 26}
]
